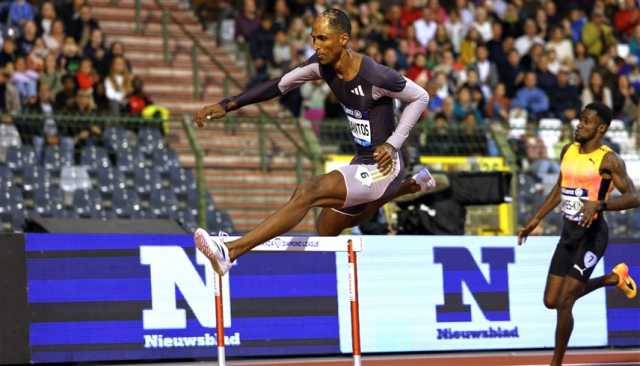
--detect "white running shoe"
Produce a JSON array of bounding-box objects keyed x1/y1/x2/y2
[
  {"x1": 194, "y1": 228, "x2": 232, "y2": 275},
  {"x1": 412, "y1": 166, "x2": 436, "y2": 192}
]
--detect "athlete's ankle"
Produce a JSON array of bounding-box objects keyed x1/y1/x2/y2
[{"x1": 607, "y1": 272, "x2": 620, "y2": 286}]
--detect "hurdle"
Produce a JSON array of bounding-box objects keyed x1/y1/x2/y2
[{"x1": 211, "y1": 236, "x2": 364, "y2": 366}]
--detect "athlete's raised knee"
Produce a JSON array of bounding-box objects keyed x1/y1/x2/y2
[{"x1": 543, "y1": 297, "x2": 558, "y2": 309}]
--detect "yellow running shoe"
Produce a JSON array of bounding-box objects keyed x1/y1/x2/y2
[{"x1": 612, "y1": 263, "x2": 637, "y2": 299}]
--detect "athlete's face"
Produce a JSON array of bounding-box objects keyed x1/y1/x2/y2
[
  {"x1": 575, "y1": 109, "x2": 606, "y2": 143},
  {"x1": 311, "y1": 17, "x2": 349, "y2": 65}
]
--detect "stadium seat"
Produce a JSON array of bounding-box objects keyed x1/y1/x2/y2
[
  {"x1": 152, "y1": 148, "x2": 180, "y2": 174},
  {"x1": 112, "y1": 188, "x2": 144, "y2": 219},
  {"x1": 43, "y1": 145, "x2": 73, "y2": 172},
  {"x1": 149, "y1": 189, "x2": 178, "y2": 219},
  {"x1": 80, "y1": 146, "x2": 111, "y2": 172},
  {"x1": 22, "y1": 165, "x2": 51, "y2": 195},
  {"x1": 138, "y1": 128, "x2": 165, "y2": 156},
  {"x1": 73, "y1": 189, "x2": 102, "y2": 218},
  {"x1": 96, "y1": 166, "x2": 126, "y2": 195},
  {"x1": 116, "y1": 148, "x2": 146, "y2": 172}
]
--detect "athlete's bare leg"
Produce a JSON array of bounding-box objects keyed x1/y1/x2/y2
[
  {"x1": 550, "y1": 277, "x2": 585, "y2": 366},
  {"x1": 226, "y1": 171, "x2": 347, "y2": 261},
  {"x1": 317, "y1": 178, "x2": 421, "y2": 235}
]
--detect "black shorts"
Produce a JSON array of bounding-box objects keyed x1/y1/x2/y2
[{"x1": 548, "y1": 217, "x2": 609, "y2": 282}]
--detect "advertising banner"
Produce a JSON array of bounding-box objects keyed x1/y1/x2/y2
[
  {"x1": 604, "y1": 240, "x2": 640, "y2": 346},
  {"x1": 336, "y1": 236, "x2": 609, "y2": 353},
  {"x1": 25, "y1": 234, "x2": 340, "y2": 363}
]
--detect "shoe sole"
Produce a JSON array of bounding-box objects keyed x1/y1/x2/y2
[
  {"x1": 613, "y1": 264, "x2": 637, "y2": 299},
  {"x1": 194, "y1": 230, "x2": 224, "y2": 275}
]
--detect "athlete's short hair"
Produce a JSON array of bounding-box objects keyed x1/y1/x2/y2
[
  {"x1": 320, "y1": 8, "x2": 351, "y2": 36},
  {"x1": 585, "y1": 102, "x2": 612, "y2": 127}
]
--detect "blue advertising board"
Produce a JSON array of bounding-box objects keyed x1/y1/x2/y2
[
  {"x1": 336, "y1": 236, "x2": 611, "y2": 353},
  {"x1": 25, "y1": 234, "x2": 340, "y2": 363}
]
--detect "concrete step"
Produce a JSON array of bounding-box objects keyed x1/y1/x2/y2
[
  {"x1": 179, "y1": 154, "x2": 313, "y2": 170},
  {"x1": 92, "y1": 0, "x2": 184, "y2": 9},
  {"x1": 99, "y1": 19, "x2": 202, "y2": 35},
  {"x1": 159, "y1": 101, "x2": 281, "y2": 116},
  {"x1": 125, "y1": 50, "x2": 242, "y2": 68}
]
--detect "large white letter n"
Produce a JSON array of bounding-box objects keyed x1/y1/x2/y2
[{"x1": 140, "y1": 246, "x2": 217, "y2": 329}]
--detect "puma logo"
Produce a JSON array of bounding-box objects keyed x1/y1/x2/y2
[{"x1": 574, "y1": 264, "x2": 587, "y2": 276}]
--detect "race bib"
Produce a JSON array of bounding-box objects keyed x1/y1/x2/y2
[
  {"x1": 348, "y1": 117, "x2": 371, "y2": 147},
  {"x1": 560, "y1": 187, "x2": 588, "y2": 221},
  {"x1": 341, "y1": 104, "x2": 372, "y2": 147}
]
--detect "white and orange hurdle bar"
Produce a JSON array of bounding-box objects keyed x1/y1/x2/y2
[{"x1": 211, "y1": 236, "x2": 364, "y2": 366}]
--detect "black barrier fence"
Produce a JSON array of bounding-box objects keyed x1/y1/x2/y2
[{"x1": 0, "y1": 234, "x2": 29, "y2": 364}]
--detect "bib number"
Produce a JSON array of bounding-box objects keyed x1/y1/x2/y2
[
  {"x1": 348, "y1": 116, "x2": 372, "y2": 147},
  {"x1": 561, "y1": 187, "x2": 588, "y2": 221}
]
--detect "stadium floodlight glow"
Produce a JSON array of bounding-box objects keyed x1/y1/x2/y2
[{"x1": 211, "y1": 236, "x2": 364, "y2": 366}]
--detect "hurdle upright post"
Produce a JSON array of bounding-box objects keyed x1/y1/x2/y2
[
  {"x1": 214, "y1": 272, "x2": 226, "y2": 366},
  {"x1": 347, "y1": 239, "x2": 362, "y2": 366}
]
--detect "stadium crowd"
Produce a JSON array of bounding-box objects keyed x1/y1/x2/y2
[{"x1": 205, "y1": 0, "x2": 639, "y2": 165}]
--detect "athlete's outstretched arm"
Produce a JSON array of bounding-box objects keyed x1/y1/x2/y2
[
  {"x1": 579, "y1": 152, "x2": 640, "y2": 227},
  {"x1": 194, "y1": 59, "x2": 321, "y2": 126},
  {"x1": 518, "y1": 144, "x2": 571, "y2": 245}
]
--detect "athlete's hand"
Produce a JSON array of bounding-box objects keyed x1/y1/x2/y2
[
  {"x1": 194, "y1": 103, "x2": 226, "y2": 127},
  {"x1": 579, "y1": 199, "x2": 599, "y2": 228},
  {"x1": 373, "y1": 143, "x2": 396, "y2": 176},
  {"x1": 517, "y1": 217, "x2": 541, "y2": 246}
]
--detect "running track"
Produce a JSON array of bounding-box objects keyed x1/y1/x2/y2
[{"x1": 115, "y1": 349, "x2": 639, "y2": 366}]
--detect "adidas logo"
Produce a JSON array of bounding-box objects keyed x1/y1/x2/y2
[{"x1": 350, "y1": 85, "x2": 365, "y2": 96}]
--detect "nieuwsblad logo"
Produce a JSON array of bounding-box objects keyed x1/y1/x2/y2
[
  {"x1": 139, "y1": 246, "x2": 241, "y2": 349},
  {"x1": 434, "y1": 247, "x2": 519, "y2": 340}
]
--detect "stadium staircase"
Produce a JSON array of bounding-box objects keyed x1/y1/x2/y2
[{"x1": 91, "y1": 0, "x2": 316, "y2": 233}]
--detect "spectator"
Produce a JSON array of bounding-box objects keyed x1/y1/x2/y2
[
  {"x1": 69, "y1": 4, "x2": 100, "y2": 49},
  {"x1": 272, "y1": 30, "x2": 290, "y2": 74},
  {"x1": 500, "y1": 49, "x2": 524, "y2": 98},
  {"x1": 61, "y1": 0, "x2": 85, "y2": 37},
  {"x1": 24, "y1": 82, "x2": 60, "y2": 147},
  {"x1": 300, "y1": 79, "x2": 330, "y2": 137},
  {"x1": 70, "y1": 88, "x2": 101, "y2": 149},
  {"x1": 614, "y1": 0, "x2": 639, "y2": 39},
  {"x1": 569, "y1": 8, "x2": 587, "y2": 43},
  {"x1": 582, "y1": 9, "x2": 616, "y2": 57},
  {"x1": 511, "y1": 71, "x2": 550, "y2": 119},
  {"x1": 484, "y1": 83, "x2": 511, "y2": 122},
  {"x1": 459, "y1": 27, "x2": 480, "y2": 66},
  {"x1": 83, "y1": 29, "x2": 107, "y2": 75},
  {"x1": 0, "y1": 70, "x2": 21, "y2": 115},
  {"x1": 386, "y1": 5, "x2": 405, "y2": 40},
  {"x1": 59, "y1": 37, "x2": 81, "y2": 74},
  {"x1": 515, "y1": 19, "x2": 544, "y2": 56},
  {"x1": 433, "y1": 24, "x2": 453, "y2": 53},
  {"x1": 249, "y1": 16, "x2": 275, "y2": 66},
  {"x1": 76, "y1": 58, "x2": 98, "y2": 90},
  {"x1": 423, "y1": 112, "x2": 455, "y2": 155},
  {"x1": 54, "y1": 74, "x2": 77, "y2": 112},
  {"x1": 40, "y1": 53, "x2": 63, "y2": 96},
  {"x1": 441, "y1": 96, "x2": 456, "y2": 122},
  {"x1": 486, "y1": 22, "x2": 505, "y2": 66},
  {"x1": 445, "y1": 9, "x2": 466, "y2": 54},
  {"x1": 550, "y1": 69, "x2": 581, "y2": 121},
  {"x1": 453, "y1": 86, "x2": 482, "y2": 123},
  {"x1": 235, "y1": 0, "x2": 260, "y2": 42},
  {"x1": 521, "y1": 122, "x2": 557, "y2": 176},
  {"x1": 471, "y1": 6, "x2": 492, "y2": 42},
  {"x1": 534, "y1": 52, "x2": 558, "y2": 97},
  {"x1": 9, "y1": 0, "x2": 35, "y2": 27},
  {"x1": 545, "y1": 26, "x2": 574, "y2": 66},
  {"x1": 424, "y1": 40, "x2": 439, "y2": 70},
  {"x1": 469, "y1": 45, "x2": 499, "y2": 93},
  {"x1": 288, "y1": 17, "x2": 310, "y2": 64},
  {"x1": 413, "y1": 7, "x2": 437, "y2": 48},
  {"x1": 552, "y1": 124, "x2": 573, "y2": 160},
  {"x1": 18, "y1": 20, "x2": 38, "y2": 56},
  {"x1": 611, "y1": 74, "x2": 639, "y2": 127},
  {"x1": 382, "y1": 48, "x2": 399, "y2": 70},
  {"x1": 574, "y1": 42, "x2": 595, "y2": 88},
  {"x1": 92, "y1": 79, "x2": 110, "y2": 114},
  {"x1": 456, "y1": 0, "x2": 474, "y2": 29},
  {"x1": 104, "y1": 56, "x2": 132, "y2": 115},
  {"x1": 36, "y1": 1, "x2": 57, "y2": 37},
  {"x1": 581, "y1": 70, "x2": 613, "y2": 109},
  {"x1": 406, "y1": 53, "x2": 430, "y2": 83},
  {"x1": 43, "y1": 19, "x2": 65, "y2": 53},
  {"x1": 0, "y1": 38, "x2": 19, "y2": 68},
  {"x1": 404, "y1": 26, "x2": 425, "y2": 60},
  {"x1": 630, "y1": 24, "x2": 640, "y2": 62},
  {"x1": 427, "y1": 0, "x2": 448, "y2": 24},
  {"x1": 11, "y1": 56, "x2": 38, "y2": 103},
  {"x1": 272, "y1": 0, "x2": 290, "y2": 32},
  {"x1": 126, "y1": 76, "x2": 153, "y2": 116},
  {"x1": 102, "y1": 42, "x2": 131, "y2": 77}
]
